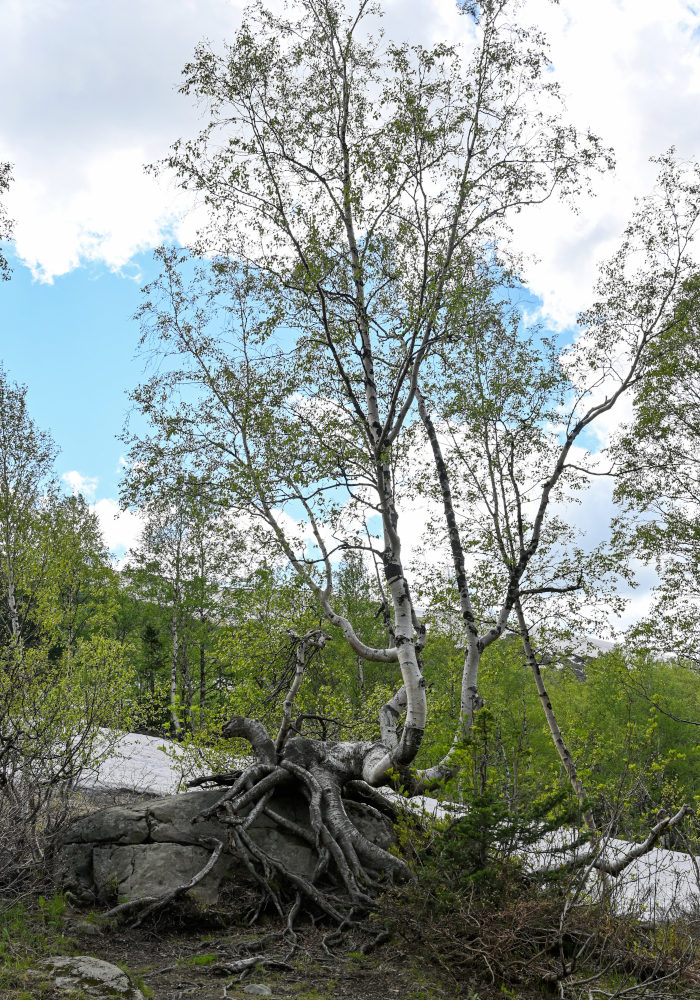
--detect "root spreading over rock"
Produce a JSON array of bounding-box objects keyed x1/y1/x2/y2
[{"x1": 184, "y1": 715, "x2": 406, "y2": 954}]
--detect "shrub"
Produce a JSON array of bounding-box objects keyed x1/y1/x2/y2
[{"x1": 382, "y1": 790, "x2": 699, "y2": 998}]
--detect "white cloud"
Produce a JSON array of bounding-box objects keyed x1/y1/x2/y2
[
  {"x1": 62, "y1": 469, "x2": 98, "y2": 499},
  {"x1": 2, "y1": 0, "x2": 699, "y2": 298},
  {"x1": 511, "y1": 0, "x2": 700, "y2": 328},
  {"x1": 92, "y1": 497, "x2": 143, "y2": 558},
  {"x1": 59, "y1": 482, "x2": 144, "y2": 563},
  {"x1": 9, "y1": 149, "x2": 190, "y2": 281},
  {"x1": 0, "y1": 0, "x2": 246, "y2": 280}
]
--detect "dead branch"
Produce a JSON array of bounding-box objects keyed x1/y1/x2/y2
[
  {"x1": 590, "y1": 805, "x2": 693, "y2": 876},
  {"x1": 212, "y1": 955, "x2": 294, "y2": 975},
  {"x1": 275, "y1": 628, "x2": 327, "y2": 752},
  {"x1": 187, "y1": 770, "x2": 243, "y2": 788}
]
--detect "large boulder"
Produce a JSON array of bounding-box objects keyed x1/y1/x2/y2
[
  {"x1": 59, "y1": 786, "x2": 394, "y2": 905},
  {"x1": 92, "y1": 842, "x2": 231, "y2": 905},
  {"x1": 65, "y1": 806, "x2": 149, "y2": 845}
]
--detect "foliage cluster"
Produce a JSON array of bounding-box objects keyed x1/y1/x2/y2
[
  {"x1": 445, "y1": 647, "x2": 700, "y2": 843},
  {"x1": 0, "y1": 368, "x2": 134, "y2": 896}
]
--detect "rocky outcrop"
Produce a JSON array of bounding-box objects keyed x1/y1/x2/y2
[
  {"x1": 91, "y1": 842, "x2": 231, "y2": 905},
  {"x1": 59, "y1": 786, "x2": 394, "y2": 906}
]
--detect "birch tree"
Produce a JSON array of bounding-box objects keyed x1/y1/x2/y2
[
  {"x1": 127, "y1": 501, "x2": 193, "y2": 736},
  {"x1": 0, "y1": 366, "x2": 57, "y2": 645},
  {"x1": 412, "y1": 158, "x2": 700, "y2": 824},
  {"x1": 125, "y1": 484, "x2": 243, "y2": 734},
  {"x1": 125, "y1": 0, "x2": 696, "y2": 930}
]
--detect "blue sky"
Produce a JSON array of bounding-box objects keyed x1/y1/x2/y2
[
  {"x1": 1, "y1": 0, "x2": 700, "y2": 617},
  {"x1": 2, "y1": 249, "x2": 154, "y2": 500}
]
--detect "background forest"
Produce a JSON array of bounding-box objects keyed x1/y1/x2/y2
[{"x1": 1, "y1": 356, "x2": 698, "y2": 845}]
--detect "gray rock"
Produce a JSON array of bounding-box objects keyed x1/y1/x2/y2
[
  {"x1": 59, "y1": 786, "x2": 395, "y2": 906},
  {"x1": 146, "y1": 788, "x2": 233, "y2": 844},
  {"x1": 252, "y1": 791, "x2": 310, "y2": 829},
  {"x1": 243, "y1": 985, "x2": 273, "y2": 996},
  {"x1": 345, "y1": 800, "x2": 394, "y2": 850},
  {"x1": 72, "y1": 920, "x2": 104, "y2": 937},
  {"x1": 252, "y1": 824, "x2": 316, "y2": 877},
  {"x1": 57, "y1": 841, "x2": 95, "y2": 895},
  {"x1": 63, "y1": 806, "x2": 148, "y2": 845},
  {"x1": 93, "y1": 842, "x2": 229, "y2": 904},
  {"x1": 40, "y1": 955, "x2": 144, "y2": 998}
]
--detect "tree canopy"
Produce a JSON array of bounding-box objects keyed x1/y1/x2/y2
[{"x1": 127, "y1": 0, "x2": 700, "y2": 805}]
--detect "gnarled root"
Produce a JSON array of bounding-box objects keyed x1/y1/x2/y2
[
  {"x1": 190, "y1": 717, "x2": 407, "y2": 955},
  {"x1": 101, "y1": 716, "x2": 405, "y2": 959}
]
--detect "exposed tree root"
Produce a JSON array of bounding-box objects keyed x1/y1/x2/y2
[
  {"x1": 343, "y1": 779, "x2": 399, "y2": 821},
  {"x1": 99, "y1": 705, "x2": 693, "y2": 975},
  {"x1": 99, "y1": 706, "x2": 409, "y2": 958},
  {"x1": 182, "y1": 716, "x2": 410, "y2": 958}
]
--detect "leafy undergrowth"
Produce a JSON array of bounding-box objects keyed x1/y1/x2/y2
[
  {"x1": 0, "y1": 894, "x2": 79, "y2": 999},
  {"x1": 379, "y1": 791, "x2": 700, "y2": 998},
  {"x1": 1, "y1": 882, "x2": 699, "y2": 1000}
]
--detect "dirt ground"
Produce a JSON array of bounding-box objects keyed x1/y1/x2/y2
[
  {"x1": 5, "y1": 893, "x2": 699, "y2": 999},
  {"x1": 80, "y1": 921, "x2": 444, "y2": 1000},
  {"x1": 6, "y1": 908, "x2": 456, "y2": 1000}
]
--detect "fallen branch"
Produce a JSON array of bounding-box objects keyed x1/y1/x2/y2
[{"x1": 212, "y1": 955, "x2": 293, "y2": 976}]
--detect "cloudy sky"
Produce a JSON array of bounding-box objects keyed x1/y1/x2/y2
[{"x1": 1, "y1": 0, "x2": 699, "y2": 617}]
